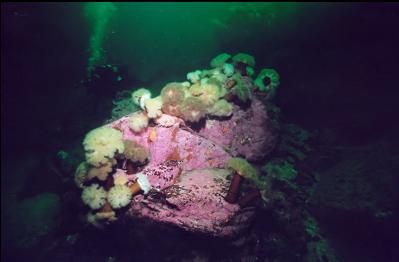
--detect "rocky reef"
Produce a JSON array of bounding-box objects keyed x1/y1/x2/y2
[
  {"x1": 68, "y1": 53, "x2": 340, "y2": 261},
  {"x1": 74, "y1": 53, "x2": 279, "y2": 237}
]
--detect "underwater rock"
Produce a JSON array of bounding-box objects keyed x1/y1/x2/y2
[
  {"x1": 80, "y1": 53, "x2": 281, "y2": 238},
  {"x1": 3, "y1": 193, "x2": 61, "y2": 249},
  {"x1": 111, "y1": 115, "x2": 231, "y2": 170},
  {"x1": 310, "y1": 142, "x2": 399, "y2": 219},
  {"x1": 128, "y1": 168, "x2": 255, "y2": 237},
  {"x1": 109, "y1": 115, "x2": 255, "y2": 237},
  {"x1": 199, "y1": 97, "x2": 278, "y2": 161}
]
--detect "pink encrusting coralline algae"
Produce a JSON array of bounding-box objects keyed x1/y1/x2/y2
[
  {"x1": 111, "y1": 116, "x2": 231, "y2": 170},
  {"x1": 199, "y1": 97, "x2": 278, "y2": 161},
  {"x1": 109, "y1": 115, "x2": 258, "y2": 237},
  {"x1": 128, "y1": 169, "x2": 256, "y2": 237}
]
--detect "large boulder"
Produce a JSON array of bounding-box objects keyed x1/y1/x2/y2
[
  {"x1": 110, "y1": 115, "x2": 258, "y2": 237},
  {"x1": 128, "y1": 168, "x2": 255, "y2": 237}
]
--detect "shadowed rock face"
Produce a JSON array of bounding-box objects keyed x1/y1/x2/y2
[
  {"x1": 109, "y1": 101, "x2": 276, "y2": 236},
  {"x1": 310, "y1": 142, "x2": 399, "y2": 217}
]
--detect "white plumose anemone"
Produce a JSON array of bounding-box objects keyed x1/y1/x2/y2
[
  {"x1": 82, "y1": 184, "x2": 107, "y2": 210},
  {"x1": 83, "y1": 126, "x2": 124, "y2": 167},
  {"x1": 107, "y1": 184, "x2": 133, "y2": 209}
]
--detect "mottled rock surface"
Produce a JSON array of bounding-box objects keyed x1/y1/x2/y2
[
  {"x1": 199, "y1": 98, "x2": 278, "y2": 162},
  {"x1": 108, "y1": 104, "x2": 275, "y2": 237},
  {"x1": 110, "y1": 116, "x2": 257, "y2": 237},
  {"x1": 128, "y1": 169, "x2": 255, "y2": 237}
]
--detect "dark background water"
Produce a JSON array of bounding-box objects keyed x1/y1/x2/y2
[
  {"x1": 3, "y1": 3, "x2": 398, "y2": 157},
  {"x1": 2, "y1": 3, "x2": 399, "y2": 261}
]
